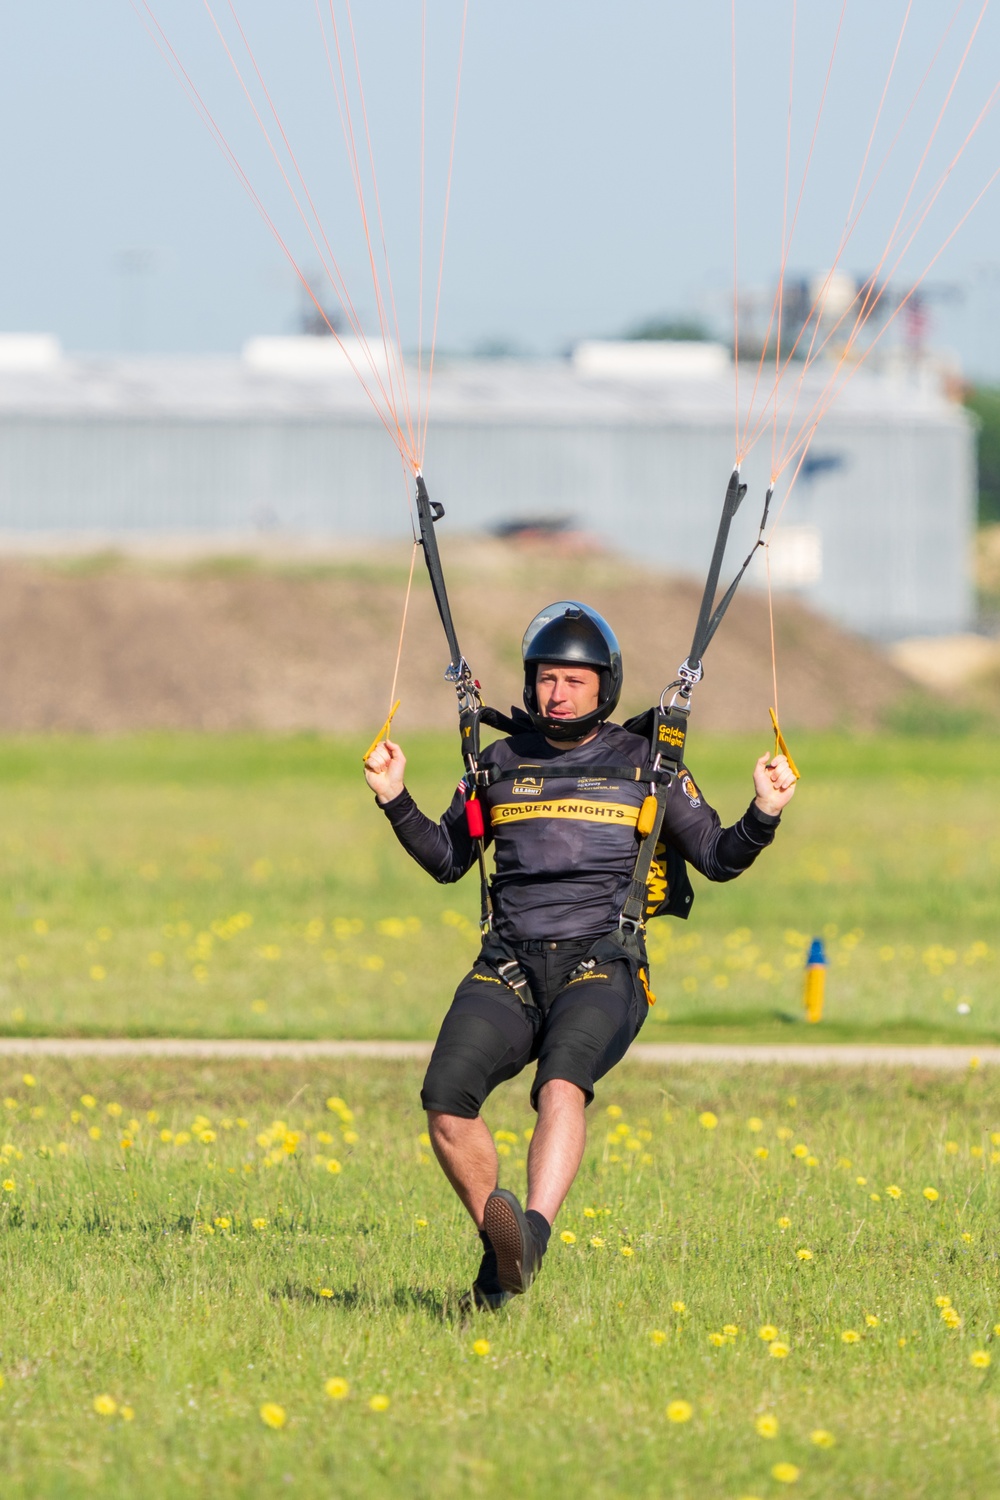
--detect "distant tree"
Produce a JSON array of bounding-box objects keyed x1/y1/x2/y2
[
  {"x1": 964, "y1": 386, "x2": 1000, "y2": 525},
  {"x1": 624, "y1": 316, "x2": 712, "y2": 342}
]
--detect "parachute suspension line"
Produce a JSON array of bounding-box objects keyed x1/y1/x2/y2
[
  {"x1": 738, "y1": 0, "x2": 847, "y2": 463},
  {"x1": 742, "y1": 0, "x2": 997, "y2": 478},
  {"x1": 132, "y1": 0, "x2": 415, "y2": 463},
  {"x1": 771, "y1": 0, "x2": 798, "y2": 479},
  {"x1": 206, "y1": 0, "x2": 409, "y2": 448},
  {"x1": 419, "y1": 0, "x2": 470, "y2": 464},
  {"x1": 772, "y1": 64, "x2": 1000, "y2": 486},
  {"x1": 774, "y1": 144, "x2": 1000, "y2": 493},
  {"x1": 756, "y1": 0, "x2": 923, "y2": 466},
  {"x1": 730, "y1": 0, "x2": 740, "y2": 459},
  {"x1": 327, "y1": 0, "x2": 418, "y2": 461},
  {"x1": 388, "y1": 541, "x2": 419, "y2": 719},
  {"x1": 417, "y1": 1, "x2": 428, "y2": 457},
  {"x1": 765, "y1": 541, "x2": 780, "y2": 731}
]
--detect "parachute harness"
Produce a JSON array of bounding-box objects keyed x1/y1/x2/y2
[{"x1": 393, "y1": 465, "x2": 793, "y2": 948}]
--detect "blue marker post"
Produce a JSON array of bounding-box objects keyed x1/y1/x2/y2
[{"x1": 803, "y1": 938, "x2": 827, "y2": 1024}]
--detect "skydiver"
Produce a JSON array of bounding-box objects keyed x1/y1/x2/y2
[{"x1": 364, "y1": 602, "x2": 796, "y2": 1309}]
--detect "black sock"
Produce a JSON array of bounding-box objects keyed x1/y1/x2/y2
[
  {"x1": 525, "y1": 1209, "x2": 551, "y2": 1254},
  {"x1": 476, "y1": 1227, "x2": 502, "y2": 1293}
]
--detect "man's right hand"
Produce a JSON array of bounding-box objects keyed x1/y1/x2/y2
[{"x1": 364, "y1": 739, "x2": 406, "y2": 805}]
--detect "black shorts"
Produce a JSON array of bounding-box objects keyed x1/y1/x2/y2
[{"x1": 420, "y1": 935, "x2": 650, "y2": 1118}]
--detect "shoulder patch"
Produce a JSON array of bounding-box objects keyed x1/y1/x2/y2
[{"x1": 680, "y1": 774, "x2": 701, "y2": 808}]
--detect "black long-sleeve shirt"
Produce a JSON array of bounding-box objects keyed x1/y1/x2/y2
[{"x1": 380, "y1": 719, "x2": 779, "y2": 943}]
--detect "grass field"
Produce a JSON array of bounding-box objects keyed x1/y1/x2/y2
[
  {"x1": 0, "y1": 732, "x2": 996, "y2": 1041},
  {"x1": 2, "y1": 1055, "x2": 999, "y2": 1499}
]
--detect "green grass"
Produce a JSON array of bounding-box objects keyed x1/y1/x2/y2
[
  {"x1": 1, "y1": 1056, "x2": 999, "y2": 1498},
  {"x1": 0, "y1": 732, "x2": 997, "y2": 1041}
]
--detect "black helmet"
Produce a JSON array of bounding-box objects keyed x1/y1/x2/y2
[{"x1": 522, "y1": 601, "x2": 623, "y2": 741}]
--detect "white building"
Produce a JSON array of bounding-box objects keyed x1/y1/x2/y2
[{"x1": 0, "y1": 335, "x2": 975, "y2": 641}]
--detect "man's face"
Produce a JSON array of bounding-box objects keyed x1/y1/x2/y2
[{"x1": 535, "y1": 663, "x2": 601, "y2": 722}]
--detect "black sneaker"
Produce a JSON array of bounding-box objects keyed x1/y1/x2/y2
[
  {"x1": 458, "y1": 1282, "x2": 513, "y2": 1315},
  {"x1": 483, "y1": 1189, "x2": 544, "y2": 1296}
]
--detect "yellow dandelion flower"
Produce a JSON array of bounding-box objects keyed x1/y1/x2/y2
[
  {"x1": 923, "y1": 1187, "x2": 940, "y2": 1202},
  {"x1": 837, "y1": 1156, "x2": 853, "y2": 1169},
  {"x1": 856, "y1": 1176, "x2": 867, "y2": 1186},
  {"x1": 708, "y1": 1332, "x2": 727, "y2": 1347},
  {"x1": 698, "y1": 1111, "x2": 718, "y2": 1130},
  {"x1": 650, "y1": 1330, "x2": 667, "y2": 1345},
  {"x1": 970, "y1": 1350, "x2": 991, "y2": 1369},
  {"x1": 792, "y1": 1144, "x2": 808, "y2": 1159},
  {"x1": 2, "y1": 1179, "x2": 14, "y2": 1193},
  {"x1": 88, "y1": 1126, "x2": 101, "y2": 1141},
  {"x1": 747, "y1": 1117, "x2": 763, "y2": 1132},
  {"x1": 865, "y1": 1314, "x2": 879, "y2": 1327},
  {"x1": 672, "y1": 1301, "x2": 687, "y2": 1314},
  {"x1": 120, "y1": 1406, "x2": 135, "y2": 1422},
  {"x1": 886, "y1": 1185, "x2": 902, "y2": 1199},
  {"x1": 472, "y1": 1339, "x2": 490, "y2": 1357},
  {"x1": 560, "y1": 1230, "x2": 577, "y2": 1245},
  {"x1": 870, "y1": 1193, "x2": 882, "y2": 1202},
  {"x1": 754, "y1": 1147, "x2": 769, "y2": 1160},
  {"x1": 755, "y1": 1414, "x2": 779, "y2": 1438},
  {"x1": 93, "y1": 1394, "x2": 118, "y2": 1417},
  {"x1": 21, "y1": 1074, "x2": 36, "y2": 1088},
  {"x1": 251, "y1": 1218, "x2": 267, "y2": 1230},
  {"x1": 777, "y1": 1216, "x2": 791, "y2": 1230},
  {"x1": 841, "y1": 1330, "x2": 861, "y2": 1344},
  {"x1": 620, "y1": 1245, "x2": 635, "y2": 1258},
  {"x1": 758, "y1": 1324, "x2": 779, "y2": 1341},
  {"x1": 590, "y1": 1236, "x2": 606, "y2": 1248},
  {"x1": 318, "y1": 1288, "x2": 333, "y2": 1299},
  {"x1": 898, "y1": 1337, "x2": 907, "y2": 1348},
  {"x1": 80, "y1": 1095, "x2": 96, "y2": 1110},
  {"x1": 796, "y1": 1247, "x2": 813, "y2": 1261},
  {"x1": 259, "y1": 1403, "x2": 286, "y2": 1429},
  {"x1": 935, "y1": 1296, "x2": 952, "y2": 1308},
  {"x1": 993, "y1": 1324, "x2": 1000, "y2": 1337},
  {"x1": 605, "y1": 1104, "x2": 623, "y2": 1119},
  {"x1": 776, "y1": 1126, "x2": 793, "y2": 1142},
  {"x1": 810, "y1": 1429, "x2": 836, "y2": 1449},
  {"x1": 665, "y1": 1399, "x2": 693, "y2": 1423},
  {"x1": 327, "y1": 1159, "x2": 342, "y2": 1175},
  {"x1": 945, "y1": 1141, "x2": 959, "y2": 1155},
  {"x1": 325, "y1": 1377, "x2": 349, "y2": 1400},
  {"x1": 722, "y1": 1324, "x2": 739, "y2": 1338},
  {"x1": 961, "y1": 1232, "x2": 973, "y2": 1243},
  {"x1": 768, "y1": 1341, "x2": 790, "y2": 1359},
  {"x1": 368, "y1": 1394, "x2": 390, "y2": 1412},
  {"x1": 771, "y1": 1462, "x2": 800, "y2": 1484}
]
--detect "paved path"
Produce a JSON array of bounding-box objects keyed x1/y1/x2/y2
[{"x1": 0, "y1": 1038, "x2": 995, "y2": 1069}]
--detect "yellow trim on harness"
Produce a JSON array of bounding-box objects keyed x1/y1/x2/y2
[
  {"x1": 490, "y1": 799, "x2": 641, "y2": 828},
  {"x1": 768, "y1": 707, "x2": 801, "y2": 781},
  {"x1": 362, "y1": 700, "x2": 401, "y2": 766}
]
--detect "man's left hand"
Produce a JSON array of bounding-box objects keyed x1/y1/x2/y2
[{"x1": 752, "y1": 753, "x2": 797, "y2": 816}]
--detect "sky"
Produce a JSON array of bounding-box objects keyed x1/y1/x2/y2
[{"x1": 1, "y1": 1, "x2": 998, "y2": 378}]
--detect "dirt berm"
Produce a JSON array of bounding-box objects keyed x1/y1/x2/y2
[{"x1": 0, "y1": 544, "x2": 911, "y2": 734}]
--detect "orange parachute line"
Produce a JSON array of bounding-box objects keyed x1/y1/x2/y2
[
  {"x1": 133, "y1": 0, "x2": 468, "y2": 479},
  {"x1": 736, "y1": 0, "x2": 997, "y2": 477}
]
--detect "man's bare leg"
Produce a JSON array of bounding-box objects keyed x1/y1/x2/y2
[
  {"x1": 526, "y1": 1078, "x2": 587, "y2": 1225},
  {"x1": 426, "y1": 1110, "x2": 498, "y2": 1227}
]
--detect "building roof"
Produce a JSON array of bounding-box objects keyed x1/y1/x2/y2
[{"x1": 0, "y1": 345, "x2": 967, "y2": 428}]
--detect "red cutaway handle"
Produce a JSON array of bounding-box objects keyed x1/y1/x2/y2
[{"x1": 465, "y1": 797, "x2": 485, "y2": 838}]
